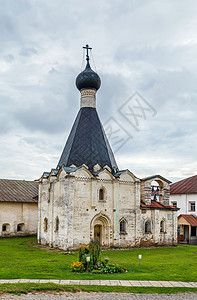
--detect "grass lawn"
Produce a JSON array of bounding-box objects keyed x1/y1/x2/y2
[
  {"x1": 0, "y1": 237, "x2": 196, "y2": 282},
  {"x1": 0, "y1": 283, "x2": 197, "y2": 295}
]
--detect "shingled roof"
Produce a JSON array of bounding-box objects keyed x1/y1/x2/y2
[
  {"x1": 178, "y1": 214, "x2": 197, "y2": 226},
  {"x1": 141, "y1": 200, "x2": 178, "y2": 211},
  {"x1": 170, "y1": 175, "x2": 197, "y2": 194},
  {"x1": 0, "y1": 179, "x2": 38, "y2": 203},
  {"x1": 57, "y1": 107, "x2": 118, "y2": 173}
]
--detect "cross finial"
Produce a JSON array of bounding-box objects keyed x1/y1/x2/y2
[{"x1": 83, "y1": 44, "x2": 92, "y2": 62}]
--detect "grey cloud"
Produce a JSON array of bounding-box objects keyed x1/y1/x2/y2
[
  {"x1": 19, "y1": 47, "x2": 37, "y2": 57},
  {"x1": 1, "y1": 0, "x2": 197, "y2": 181},
  {"x1": 3, "y1": 54, "x2": 14, "y2": 63}
]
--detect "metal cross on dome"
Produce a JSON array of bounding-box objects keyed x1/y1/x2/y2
[{"x1": 83, "y1": 44, "x2": 92, "y2": 61}]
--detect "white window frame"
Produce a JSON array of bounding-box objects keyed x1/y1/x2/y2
[{"x1": 189, "y1": 202, "x2": 195, "y2": 212}]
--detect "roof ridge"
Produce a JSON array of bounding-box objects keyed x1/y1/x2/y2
[
  {"x1": 0, "y1": 178, "x2": 37, "y2": 183},
  {"x1": 171, "y1": 174, "x2": 197, "y2": 185}
]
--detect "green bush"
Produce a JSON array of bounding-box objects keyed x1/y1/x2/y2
[
  {"x1": 89, "y1": 240, "x2": 101, "y2": 266},
  {"x1": 101, "y1": 263, "x2": 126, "y2": 274},
  {"x1": 91, "y1": 262, "x2": 126, "y2": 274},
  {"x1": 81, "y1": 254, "x2": 93, "y2": 271},
  {"x1": 71, "y1": 242, "x2": 126, "y2": 274},
  {"x1": 78, "y1": 245, "x2": 89, "y2": 262}
]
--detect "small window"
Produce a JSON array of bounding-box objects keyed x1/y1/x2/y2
[
  {"x1": 120, "y1": 219, "x2": 127, "y2": 233},
  {"x1": 189, "y1": 202, "x2": 195, "y2": 211},
  {"x1": 160, "y1": 220, "x2": 165, "y2": 233},
  {"x1": 168, "y1": 214, "x2": 172, "y2": 220},
  {"x1": 55, "y1": 217, "x2": 59, "y2": 231},
  {"x1": 2, "y1": 225, "x2": 7, "y2": 232},
  {"x1": 17, "y1": 225, "x2": 22, "y2": 232},
  {"x1": 99, "y1": 188, "x2": 104, "y2": 201},
  {"x1": 2, "y1": 223, "x2": 10, "y2": 232},
  {"x1": 145, "y1": 220, "x2": 151, "y2": 233},
  {"x1": 17, "y1": 223, "x2": 24, "y2": 232},
  {"x1": 44, "y1": 218, "x2": 48, "y2": 232},
  {"x1": 172, "y1": 201, "x2": 177, "y2": 207}
]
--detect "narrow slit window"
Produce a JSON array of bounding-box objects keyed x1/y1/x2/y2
[
  {"x1": 99, "y1": 189, "x2": 104, "y2": 201},
  {"x1": 55, "y1": 217, "x2": 59, "y2": 231},
  {"x1": 44, "y1": 218, "x2": 48, "y2": 232}
]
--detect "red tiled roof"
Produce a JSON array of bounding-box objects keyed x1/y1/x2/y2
[
  {"x1": 0, "y1": 179, "x2": 38, "y2": 203},
  {"x1": 141, "y1": 200, "x2": 178, "y2": 210},
  {"x1": 170, "y1": 175, "x2": 197, "y2": 194},
  {"x1": 178, "y1": 214, "x2": 197, "y2": 226}
]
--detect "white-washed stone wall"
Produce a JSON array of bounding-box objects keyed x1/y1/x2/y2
[
  {"x1": 0, "y1": 202, "x2": 37, "y2": 237},
  {"x1": 38, "y1": 169, "x2": 177, "y2": 249},
  {"x1": 139, "y1": 209, "x2": 177, "y2": 246}
]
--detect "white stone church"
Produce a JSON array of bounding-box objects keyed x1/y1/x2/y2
[{"x1": 38, "y1": 46, "x2": 178, "y2": 249}]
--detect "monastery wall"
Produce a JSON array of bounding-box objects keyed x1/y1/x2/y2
[{"x1": 0, "y1": 202, "x2": 37, "y2": 237}]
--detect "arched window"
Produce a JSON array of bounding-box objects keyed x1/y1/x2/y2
[
  {"x1": 44, "y1": 218, "x2": 48, "y2": 232},
  {"x1": 160, "y1": 220, "x2": 165, "y2": 233},
  {"x1": 120, "y1": 219, "x2": 127, "y2": 233},
  {"x1": 99, "y1": 188, "x2": 104, "y2": 201},
  {"x1": 17, "y1": 224, "x2": 22, "y2": 232},
  {"x1": 55, "y1": 217, "x2": 59, "y2": 232},
  {"x1": 17, "y1": 223, "x2": 24, "y2": 232},
  {"x1": 151, "y1": 180, "x2": 164, "y2": 202},
  {"x1": 145, "y1": 220, "x2": 151, "y2": 233},
  {"x1": 2, "y1": 223, "x2": 10, "y2": 232}
]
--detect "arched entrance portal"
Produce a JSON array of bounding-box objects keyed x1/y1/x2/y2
[{"x1": 91, "y1": 213, "x2": 111, "y2": 247}]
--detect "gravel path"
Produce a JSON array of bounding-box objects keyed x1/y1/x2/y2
[{"x1": 0, "y1": 292, "x2": 196, "y2": 300}]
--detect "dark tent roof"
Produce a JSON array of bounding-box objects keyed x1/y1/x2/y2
[{"x1": 57, "y1": 107, "x2": 118, "y2": 172}]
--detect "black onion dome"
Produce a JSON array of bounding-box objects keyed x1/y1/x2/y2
[{"x1": 76, "y1": 61, "x2": 101, "y2": 91}]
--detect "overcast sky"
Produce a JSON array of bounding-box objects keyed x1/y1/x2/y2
[{"x1": 1, "y1": 0, "x2": 197, "y2": 183}]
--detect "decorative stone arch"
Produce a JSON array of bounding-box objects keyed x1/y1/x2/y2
[
  {"x1": 141, "y1": 175, "x2": 171, "y2": 206},
  {"x1": 90, "y1": 212, "x2": 112, "y2": 246},
  {"x1": 119, "y1": 217, "x2": 128, "y2": 234},
  {"x1": 74, "y1": 166, "x2": 93, "y2": 178},
  {"x1": 119, "y1": 170, "x2": 137, "y2": 182},
  {"x1": 97, "y1": 169, "x2": 114, "y2": 180},
  {"x1": 144, "y1": 218, "x2": 152, "y2": 234},
  {"x1": 160, "y1": 218, "x2": 166, "y2": 233},
  {"x1": 98, "y1": 186, "x2": 107, "y2": 201},
  {"x1": 151, "y1": 179, "x2": 164, "y2": 202}
]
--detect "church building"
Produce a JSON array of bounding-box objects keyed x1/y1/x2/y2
[{"x1": 38, "y1": 45, "x2": 178, "y2": 249}]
